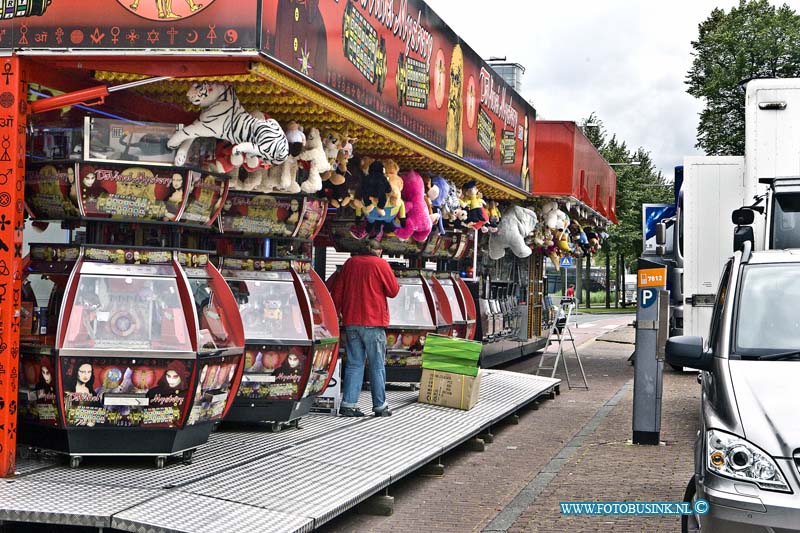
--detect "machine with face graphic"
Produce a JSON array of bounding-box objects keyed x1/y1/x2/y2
[
  {"x1": 220, "y1": 257, "x2": 339, "y2": 429},
  {"x1": 384, "y1": 269, "x2": 455, "y2": 382},
  {"x1": 18, "y1": 244, "x2": 245, "y2": 467}
]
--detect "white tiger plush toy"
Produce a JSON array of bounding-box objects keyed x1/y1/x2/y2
[{"x1": 168, "y1": 82, "x2": 289, "y2": 169}]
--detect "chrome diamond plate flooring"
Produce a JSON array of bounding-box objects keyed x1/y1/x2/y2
[{"x1": 3, "y1": 370, "x2": 558, "y2": 532}]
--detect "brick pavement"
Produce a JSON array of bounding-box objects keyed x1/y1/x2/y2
[{"x1": 321, "y1": 315, "x2": 701, "y2": 532}]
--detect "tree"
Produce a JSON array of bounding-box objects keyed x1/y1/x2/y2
[
  {"x1": 580, "y1": 115, "x2": 672, "y2": 263},
  {"x1": 687, "y1": 0, "x2": 800, "y2": 154},
  {"x1": 579, "y1": 115, "x2": 673, "y2": 306}
]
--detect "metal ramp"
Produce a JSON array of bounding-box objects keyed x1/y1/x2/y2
[{"x1": 0, "y1": 370, "x2": 559, "y2": 533}]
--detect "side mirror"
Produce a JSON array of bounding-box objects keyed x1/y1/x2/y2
[
  {"x1": 656, "y1": 222, "x2": 667, "y2": 246},
  {"x1": 732, "y1": 208, "x2": 755, "y2": 225},
  {"x1": 665, "y1": 336, "x2": 713, "y2": 371},
  {"x1": 656, "y1": 244, "x2": 665, "y2": 257}
]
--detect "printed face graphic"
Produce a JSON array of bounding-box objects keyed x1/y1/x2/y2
[
  {"x1": 287, "y1": 354, "x2": 300, "y2": 368},
  {"x1": 78, "y1": 364, "x2": 92, "y2": 384},
  {"x1": 41, "y1": 366, "x2": 52, "y2": 384},
  {"x1": 433, "y1": 48, "x2": 446, "y2": 109},
  {"x1": 172, "y1": 174, "x2": 184, "y2": 189},
  {"x1": 445, "y1": 44, "x2": 464, "y2": 156},
  {"x1": 466, "y1": 76, "x2": 477, "y2": 129},
  {"x1": 83, "y1": 173, "x2": 96, "y2": 188},
  {"x1": 165, "y1": 370, "x2": 181, "y2": 388},
  {"x1": 290, "y1": 199, "x2": 299, "y2": 212}
]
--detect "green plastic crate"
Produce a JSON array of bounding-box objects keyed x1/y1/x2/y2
[
  {"x1": 422, "y1": 359, "x2": 480, "y2": 377},
  {"x1": 422, "y1": 333, "x2": 483, "y2": 366}
]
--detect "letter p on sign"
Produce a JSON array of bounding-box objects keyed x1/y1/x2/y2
[{"x1": 641, "y1": 288, "x2": 657, "y2": 308}]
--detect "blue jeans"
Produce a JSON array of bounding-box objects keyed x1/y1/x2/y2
[{"x1": 341, "y1": 326, "x2": 388, "y2": 412}]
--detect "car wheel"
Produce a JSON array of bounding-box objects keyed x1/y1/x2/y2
[{"x1": 682, "y1": 474, "x2": 700, "y2": 533}]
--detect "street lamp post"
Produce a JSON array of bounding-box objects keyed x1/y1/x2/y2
[{"x1": 601, "y1": 160, "x2": 640, "y2": 308}]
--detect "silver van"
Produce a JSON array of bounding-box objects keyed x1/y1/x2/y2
[{"x1": 666, "y1": 247, "x2": 800, "y2": 532}]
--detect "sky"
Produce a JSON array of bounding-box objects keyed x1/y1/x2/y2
[{"x1": 426, "y1": 0, "x2": 800, "y2": 182}]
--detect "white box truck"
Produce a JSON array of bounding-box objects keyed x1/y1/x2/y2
[
  {"x1": 682, "y1": 156, "x2": 746, "y2": 338},
  {"x1": 680, "y1": 78, "x2": 800, "y2": 338}
]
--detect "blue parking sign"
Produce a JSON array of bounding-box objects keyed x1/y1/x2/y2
[{"x1": 640, "y1": 288, "x2": 657, "y2": 308}]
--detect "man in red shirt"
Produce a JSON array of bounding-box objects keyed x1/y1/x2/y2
[{"x1": 330, "y1": 239, "x2": 400, "y2": 417}]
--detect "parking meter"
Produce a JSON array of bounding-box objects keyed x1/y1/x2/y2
[{"x1": 632, "y1": 258, "x2": 669, "y2": 445}]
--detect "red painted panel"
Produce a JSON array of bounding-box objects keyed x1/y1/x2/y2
[
  {"x1": 533, "y1": 121, "x2": 617, "y2": 223},
  {"x1": 0, "y1": 56, "x2": 26, "y2": 477}
]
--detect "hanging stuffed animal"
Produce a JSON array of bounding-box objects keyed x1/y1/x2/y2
[
  {"x1": 462, "y1": 180, "x2": 487, "y2": 228},
  {"x1": 296, "y1": 127, "x2": 330, "y2": 194},
  {"x1": 256, "y1": 120, "x2": 306, "y2": 193},
  {"x1": 384, "y1": 159, "x2": 403, "y2": 198},
  {"x1": 358, "y1": 160, "x2": 392, "y2": 217},
  {"x1": 442, "y1": 179, "x2": 462, "y2": 229},
  {"x1": 319, "y1": 150, "x2": 351, "y2": 208},
  {"x1": 471, "y1": 191, "x2": 490, "y2": 231},
  {"x1": 428, "y1": 175, "x2": 449, "y2": 236},
  {"x1": 488, "y1": 205, "x2": 539, "y2": 260},
  {"x1": 285, "y1": 121, "x2": 306, "y2": 157},
  {"x1": 365, "y1": 189, "x2": 406, "y2": 240},
  {"x1": 393, "y1": 169, "x2": 433, "y2": 242},
  {"x1": 349, "y1": 160, "x2": 392, "y2": 240},
  {"x1": 168, "y1": 82, "x2": 289, "y2": 168},
  {"x1": 323, "y1": 129, "x2": 346, "y2": 167},
  {"x1": 484, "y1": 199, "x2": 501, "y2": 233}
]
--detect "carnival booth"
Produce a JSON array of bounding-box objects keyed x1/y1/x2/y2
[
  {"x1": 18, "y1": 244, "x2": 245, "y2": 467},
  {"x1": 221, "y1": 256, "x2": 338, "y2": 429},
  {"x1": 0, "y1": 0, "x2": 621, "y2": 479}
]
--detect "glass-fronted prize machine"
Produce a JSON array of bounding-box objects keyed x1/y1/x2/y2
[
  {"x1": 384, "y1": 268, "x2": 454, "y2": 382},
  {"x1": 19, "y1": 246, "x2": 245, "y2": 467},
  {"x1": 20, "y1": 113, "x2": 247, "y2": 466},
  {"x1": 220, "y1": 258, "x2": 339, "y2": 430},
  {"x1": 435, "y1": 273, "x2": 477, "y2": 340},
  {"x1": 215, "y1": 187, "x2": 335, "y2": 430}
]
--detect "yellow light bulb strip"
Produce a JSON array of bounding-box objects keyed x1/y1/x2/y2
[{"x1": 93, "y1": 63, "x2": 527, "y2": 200}]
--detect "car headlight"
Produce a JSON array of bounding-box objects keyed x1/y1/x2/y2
[{"x1": 706, "y1": 429, "x2": 791, "y2": 493}]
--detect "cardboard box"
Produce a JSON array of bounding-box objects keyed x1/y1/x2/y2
[
  {"x1": 311, "y1": 360, "x2": 342, "y2": 415},
  {"x1": 418, "y1": 368, "x2": 482, "y2": 410}
]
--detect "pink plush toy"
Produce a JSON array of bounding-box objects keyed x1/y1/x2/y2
[{"x1": 393, "y1": 169, "x2": 433, "y2": 242}]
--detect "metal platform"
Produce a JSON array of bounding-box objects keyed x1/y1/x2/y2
[{"x1": 0, "y1": 370, "x2": 559, "y2": 532}]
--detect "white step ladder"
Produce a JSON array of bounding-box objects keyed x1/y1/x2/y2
[{"x1": 536, "y1": 298, "x2": 589, "y2": 390}]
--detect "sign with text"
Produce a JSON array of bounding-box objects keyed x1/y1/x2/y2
[
  {"x1": 0, "y1": 0, "x2": 258, "y2": 50},
  {"x1": 261, "y1": 0, "x2": 536, "y2": 191},
  {"x1": 638, "y1": 267, "x2": 667, "y2": 289}
]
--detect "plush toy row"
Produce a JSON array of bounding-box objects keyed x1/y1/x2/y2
[
  {"x1": 166, "y1": 82, "x2": 603, "y2": 262},
  {"x1": 488, "y1": 202, "x2": 606, "y2": 267}
]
